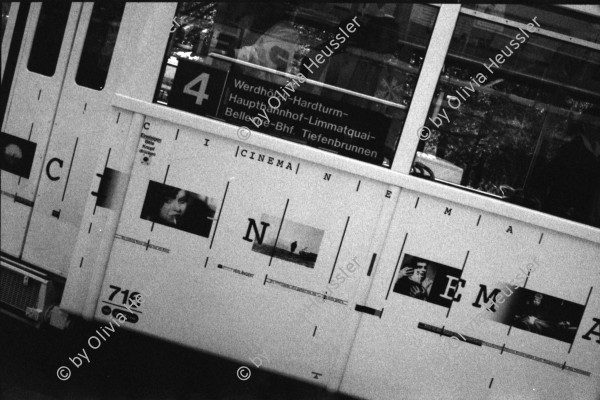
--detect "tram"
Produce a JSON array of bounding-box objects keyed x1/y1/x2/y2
[{"x1": 1, "y1": 3, "x2": 599, "y2": 399}]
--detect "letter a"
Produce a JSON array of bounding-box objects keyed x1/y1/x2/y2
[
  {"x1": 582, "y1": 318, "x2": 600, "y2": 343},
  {"x1": 243, "y1": 218, "x2": 270, "y2": 244}
]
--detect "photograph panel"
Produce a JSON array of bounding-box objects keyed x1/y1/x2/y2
[
  {"x1": 488, "y1": 286, "x2": 585, "y2": 343},
  {"x1": 0, "y1": 132, "x2": 37, "y2": 179},
  {"x1": 140, "y1": 180, "x2": 217, "y2": 238},
  {"x1": 251, "y1": 214, "x2": 325, "y2": 268},
  {"x1": 392, "y1": 254, "x2": 462, "y2": 308}
]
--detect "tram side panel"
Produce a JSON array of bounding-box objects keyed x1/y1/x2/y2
[
  {"x1": 340, "y1": 189, "x2": 600, "y2": 400},
  {"x1": 63, "y1": 114, "x2": 393, "y2": 387},
  {"x1": 21, "y1": 2, "x2": 137, "y2": 277},
  {"x1": 1, "y1": 3, "x2": 81, "y2": 258}
]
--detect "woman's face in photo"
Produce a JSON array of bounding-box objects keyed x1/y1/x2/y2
[{"x1": 159, "y1": 190, "x2": 188, "y2": 224}]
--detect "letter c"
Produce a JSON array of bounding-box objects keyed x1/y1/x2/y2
[
  {"x1": 143, "y1": 122, "x2": 150, "y2": 130},
  {"x1": 46, "y1": 158, "x2": 63, "y2": 181}
]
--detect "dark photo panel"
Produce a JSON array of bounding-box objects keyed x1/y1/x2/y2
[
  {"x1": 95, "y1": 167, "x2": 127, "y2": 210},
  {"x1": 489, "y1": 286, "x2": 585, "y2": 344},
  {"x1": 393, "y1": 254, "x2": 462, "y2": 308},
  {"x1": 140, "y1": 180, "x2": 217, "y2": 238},
  {"x1": 251, "y1": 214, "x2": 324, "y2": 269},
  {"x1": 0, "y1": 132, "x2": 37, "y2": 179}
]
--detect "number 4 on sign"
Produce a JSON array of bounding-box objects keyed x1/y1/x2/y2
[{"x1": 184, "y1": 73, "x2": 210, "y2": 105}]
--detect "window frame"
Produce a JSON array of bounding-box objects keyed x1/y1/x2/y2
[
  {"x1": 111, "y1": 3, "x2": 600, "y2": 242},
  {"x1": 390, "y1": 3, "x2": 600, "y2": 228}
]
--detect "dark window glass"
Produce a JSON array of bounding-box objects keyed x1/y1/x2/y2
[
  {"x1": 411, "y1": 12, "x2": 600, "y2": 228},
  {"x1": 463, "y1": 4, "x2": 600, "y2": 44},
  {"x1": 1, "y1": 2, "x2": 12, "y2": 43},
  {"x1": 155, "y1": 2, "x2": 439, "y2": 168},
  {"x1": 27, "y1": 2, "x2": 70, "y2": 76},
  {"x1": 75, "y1": 0, "x2": 125, "y2": 90}
]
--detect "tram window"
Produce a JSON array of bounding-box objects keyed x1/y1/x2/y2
[
  {"x1": 27, "y1": 2, "x2": 70, "y2": 77},
  {"x1": 411, "y1": 11, "x2": 600, "y2": 228},
  {"x1": 155, "y1": 2, "x2": 439, "y2": 168},
  {"x1": 75, "y1": 0, "x2": 125, "y2": 90},
  {"x1": 463, "y1": 5, "x2": 600, "y2": 44},
  {"x1": 1, "y1": 2, "x2": 11, "y2": 43}
]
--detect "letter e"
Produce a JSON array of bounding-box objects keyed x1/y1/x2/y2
[{"x1": 440, "y1": 276, "x2": 466, "y2": 301}]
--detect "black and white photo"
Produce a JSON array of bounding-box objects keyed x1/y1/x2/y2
[
  {"x1": 393, "y1": 254, "x2": 462, "y2": 308},
  {"x1": 488, "y1": 287, "x2": 585, "y2": 343},
  {"x1": 0, "y1": 132, "x2": 37, "y2": 179},
  {"x1": 140, "y1": 180, "x2": 217, "y2": 238},
  {"x1": 251, "y1": 214, "x2": 324, "y2": 268}
]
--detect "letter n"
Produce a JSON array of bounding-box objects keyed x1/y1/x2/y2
[
  {"x1": 243, "y1": 218, "x2": 270, "y2": 244},
  {"x1": 472, "y1": 285, "x2": 501, "y2": 311},
  {"x1": 323, "y1": 173, "x2": 331, "y2": 181},
  {"x1": 582, "y1": 318, "x2": 600, "y2": 343}
]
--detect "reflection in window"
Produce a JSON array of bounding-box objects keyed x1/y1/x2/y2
[
  {"x1": 155, "y1": 2, "x2": 438, "y2": 168},
  {"x1": 463, "y1": 4, "x2": 600, "y2": 44},
  {"x1": 412, "y1": 12, "x2": 600, "y2": 228},
  {"x1": 75, "y1": 0, "x2": 125, "y2": 90},
  {"x1": 27, "y1": 2, "x2": 70, "y2": 77}
]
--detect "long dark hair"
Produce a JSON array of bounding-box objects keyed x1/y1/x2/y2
[{"x1": 141, "y1": 181, "x2": 189, "y2": 222}]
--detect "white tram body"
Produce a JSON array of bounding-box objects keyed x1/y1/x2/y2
[{"x1": 1, "y1": 3, "x2": 599, "y2": 399}]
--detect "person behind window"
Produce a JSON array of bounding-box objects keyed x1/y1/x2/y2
[
  {"x1": 534, "y1": 104, "x2": 600, "y2": 227},
  {"x1": 234, "y1": 21, "x2": 299, "y2": 82}
]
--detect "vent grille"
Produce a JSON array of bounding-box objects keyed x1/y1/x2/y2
[{"x1": 0, "y1": 267, "x2": 41, "y2": 311}]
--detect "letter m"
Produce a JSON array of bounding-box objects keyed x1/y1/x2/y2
[
  {"x1": 472, "y1": 285, "x2": 501, "y2": 311},
  {"x1": 243, "y1": 218, "x2": 270, "y2": 244}
]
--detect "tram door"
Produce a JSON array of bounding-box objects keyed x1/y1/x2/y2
[
  {"x1": 21, "y1": 1, "x2": 138, "y2": 278},
  {"x1": 1, "y1": 2, "x2": 81, "y2": 262},
  {"x1": 1, "y1": 2, "x2": 135, "y2": 278}
]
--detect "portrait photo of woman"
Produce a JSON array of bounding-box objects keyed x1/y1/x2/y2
[{"x1": 140, "y1": 181, "x2": 216, "y2": 238}]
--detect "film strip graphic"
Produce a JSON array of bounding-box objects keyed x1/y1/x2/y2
[
  {"x1": 265, "y1": 277, "x2": 347, "y2": 305},
  {"x1": 418, "y1": 322, "x2": 591, "y2": 377},
  {"x1": 114, "y1": 233, "x2": 170, "y2": 253},
  {"x1": 1, "y1": 189, "x2": 34, "y2": 206},
  {"x1": 217, "y1": 263, "x2": 254, "y2": 278}
]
